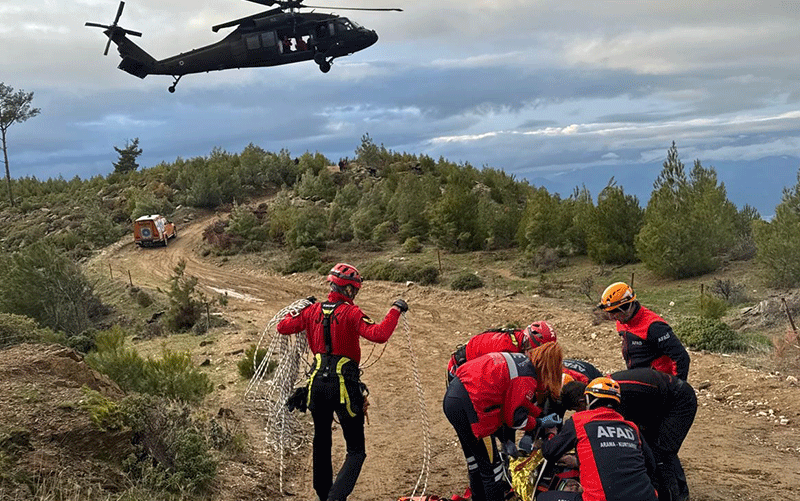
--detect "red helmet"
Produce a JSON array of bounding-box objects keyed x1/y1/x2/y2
[
  {"x1": 327, "y1": 263, "x2": 362, "y2": 289},
  {"x1": 523, "y1": 321, "x2": 556, "y2": 348}
]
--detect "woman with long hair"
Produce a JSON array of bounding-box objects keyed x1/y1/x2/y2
[{"x1": 443, "y1": 340, "x2": 563, "y2": 501}]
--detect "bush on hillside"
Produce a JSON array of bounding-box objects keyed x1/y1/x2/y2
[
  {"x1": 451, "y1": 272, "x2": 484, "y2": 291},
  {"x1": 280, "y1": 246, "x2": 322, "y2": 274},
  {"x1": 0, "y1": 313, "x2": 61, "y2": 348},
  {"x1": 674, "y1": 316, "x2": 749, "y2": 352},
  {"x1": 402, "y1": 236, "x2": 423, "y2": 254},
  {"x1": 121, "y1": 394, "x2": 217, "y2": 494},
  {"x1": 86, "y1": 326, "x2": 213, "y2": 404},
  {"x1": 359, "y1": 260, "x2": 439, "y2": 285},
  {"x1": 237, "y1": 344, "x2": 276, "y2": 380},
  {"x1": 0, "y1": 242, "x2": 106, "y2": 337},
  {"x1": 164, "y1": 259, "x2": 203, "y2": 332}
]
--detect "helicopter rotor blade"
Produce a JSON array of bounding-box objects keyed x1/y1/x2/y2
[
  {"x1": 104, "y1": 36, "x2": 113, "y2": 56},
  {"x1": 244, "y1": 0, "x2": 279, "y2": 6},
  {"x1": 303, "y1": 5, "x2": 402, "y2": 11},
  {"x1": 114, "y1": 1, "x2": 126, "y2": 25},
  {"x1": 85, "y1": 22, "x2": 111, "y2": 29}
]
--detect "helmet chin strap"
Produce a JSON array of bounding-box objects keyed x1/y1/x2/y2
[{"x1": 330, "y1": 282, "x2": 357, "y2": 299}]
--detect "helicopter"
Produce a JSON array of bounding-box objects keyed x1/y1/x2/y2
[{"x1": 86, "y1": 0, "x2": 401, "y2": 92}]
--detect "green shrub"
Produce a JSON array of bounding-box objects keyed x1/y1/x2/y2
[
  {"x1": 699, "y1": 294, "x2": 728, "y2": 320},
  {"x1": 165, "y1": 259, "x2": 203, "y2": 332},
  {"x1": 237, "y1": 344, "x2": 274, "y2": 379},
  {"x1": 0, "y1": 312, "x2": 61, "y2": 348},
  {"x1": 402, "y1": 236, "x2": 423, "y2": 253},
  {"x1": 120, "y1": 395, "x2": 217, "y2": 495},
  {"x1": 674, "y1": 316, "x2": 749, "y2": 352},
  {"x1": 413, "y1": 265, "x2": 439, "y2": 285},
  {"x1": 451, "y1": 272, "x2": 484, "y2": 291},
  {"x1": 281, "y1": 246, "x2": 322, "y2": 274},
  {"x1": 80, "y1": 387, "x2": 126, "y2": 432},
  {"x1": 135, "y1": 289, "x2": 153, "y2": 308},
  {"x1": 360, "y1": 260, "x2": 408, "y2": 282},
  {"x1": 86, "y1": 326, "x2": 213, "y2": 404}
]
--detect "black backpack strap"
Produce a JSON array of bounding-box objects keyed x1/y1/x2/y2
[{"x1": 320, "y1": 301, "x2": 343, "y2": 355}]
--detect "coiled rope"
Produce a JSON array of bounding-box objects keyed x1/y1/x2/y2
[
  {"x1": 244, "y1": 297, "x2": 312, "y2": 494},
  {"x1": 246, "y1": 300, "x2": 431, "y2": 499},
  {"x1": 403, "y1": 312, "x2": 432, "y2": 499}
]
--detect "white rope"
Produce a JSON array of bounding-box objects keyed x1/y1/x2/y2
[
  {"x1": 403, "y1": 312, "x2": 432, "y2": 499},
  {"x1": 245, "y1": 298, "x2": 312, "y2": 494}
]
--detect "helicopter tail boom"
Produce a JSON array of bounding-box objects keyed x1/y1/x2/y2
[{"x1": 86, "y1": 1, "x2": 156, "y2": 78}]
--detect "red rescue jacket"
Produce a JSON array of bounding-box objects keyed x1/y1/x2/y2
[
  {"x1": 276, "y1": 291, "x2": 400, "y2": 363},
  {"x1": 455, "y1": 352, "x2": 543, "y2": 438}
]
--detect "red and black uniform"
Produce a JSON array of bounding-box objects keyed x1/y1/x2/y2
[
  {"x1": 562, "y1": 359, "x2": 603, "y2": 384},
  {"x1": 447, "y1": 328, "x2": 529, "y2": 382},
  {"x1": 541, "y1": 407, "x2": 658, "y2": 501},
  {"x1": 610, "y1": 368, "x2": 697, "y2": 501},
  {"x1": 443, "y1": 352, "x2": 544, "y2": 501},
  {"x1": 277, "y1": 291, "x2": 400, "y2": 501},
  {"x1": 617, "y1": 304, "x2": 690, "y2": 381}
]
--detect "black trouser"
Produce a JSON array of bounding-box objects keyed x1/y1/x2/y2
[
  {"x1": 649, "y1": 380, "x2": 697, "y2": 501},
  {"x1": 309, "y1": 372, "x2": 366, "y2": 501},
  {"x1": 443, "y1": 377, "x2": 509, "y2": 501}
]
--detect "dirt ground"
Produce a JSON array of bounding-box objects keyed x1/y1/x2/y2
[{"x1": 4, "y1": 212, "x2": 800, "y2": 501}]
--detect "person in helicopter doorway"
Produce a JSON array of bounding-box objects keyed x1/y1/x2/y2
[
  {"x1": 277, "y1": 263, "x2": 408, "y2": 501},
  {"x1": 597, "y1": 282, "x2": 690, "y2": 381},
  {"x1": 540, "y1": 377, "x2": 659, "y2": 501},
  {"x1": 443, "y1": 341, "x2": 564, "y2": 501}
]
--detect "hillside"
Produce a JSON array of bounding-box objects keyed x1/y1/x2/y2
[{"x1": 2, "y1": 208, "x2": 800, "y2": 501}]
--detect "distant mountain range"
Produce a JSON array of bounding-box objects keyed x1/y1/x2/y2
[{"x1": 530, "y1": 156, "x2": 799, "y2": 219}]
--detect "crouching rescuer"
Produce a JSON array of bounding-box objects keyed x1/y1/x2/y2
[{"x1": 278, "y1": 263, "x2": 408, "y2": 501}]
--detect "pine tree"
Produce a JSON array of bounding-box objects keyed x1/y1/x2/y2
[
  {"x1": 636, "y1": 143, "x2": 737, "y2": 278},
  {"x1": 586, "y1": 180, "x2": 643, "y2": 264},
  {"x1": 754, "y1": 169, "x2": 800, "y2": 286},
  {"x1": 113, "y1": 137, "x2": 142, "y2": 174},
  {"x1": 0, "y1": 83, "x2": 40, "y2": 206}
]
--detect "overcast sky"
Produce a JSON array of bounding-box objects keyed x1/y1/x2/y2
[{"x1": 3, "y1": 0, "x2": 800, "y2": 216}]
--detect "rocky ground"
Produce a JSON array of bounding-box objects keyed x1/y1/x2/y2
[{"x1": 2, "y1": 212, "x2": 800, "y2": 501}]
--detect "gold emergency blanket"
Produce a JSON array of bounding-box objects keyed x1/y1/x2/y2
[{"x1": 508, "y1": 450, "x2": 545, "y2": 501}]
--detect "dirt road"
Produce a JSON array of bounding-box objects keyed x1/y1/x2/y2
[{"x1": 100, "y1": 213, "x2": 800, "y2": 501}]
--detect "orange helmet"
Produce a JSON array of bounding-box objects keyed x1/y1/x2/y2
[
  {"x1": 597, "y1": 282, "x2": 636, "y2": 311},
  {"x1": 584, "y1": 377, "x2": 621, "y2": 404},
  {"x1": 523, "y1": 321, "x2": 557, "y2": 348},
  {"x1": 327, "y1": 263, "x2": 362, "y2": 289}
]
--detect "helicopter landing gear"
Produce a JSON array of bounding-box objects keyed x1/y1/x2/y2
[
  {"x1": 314, "y1": 52, "x2": 332, "y2": 73},
  {"x1": 168, "y1": 75, "x2": 183, "y2": 93}
]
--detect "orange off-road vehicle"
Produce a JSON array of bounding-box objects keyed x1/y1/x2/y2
[{"x1": 133, "y1": 214, "x2": 177, "y2": 247}]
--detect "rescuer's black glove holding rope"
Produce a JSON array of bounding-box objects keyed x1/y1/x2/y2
[{"x1": 392, "y1": 299, "x2": 409, "y2": 313}]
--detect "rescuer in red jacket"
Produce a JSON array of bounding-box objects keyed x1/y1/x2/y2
[
  {"x1": 446, "y1": 321, "x2": 557, "y2": 384},
  {"x1": 277, "y1": 263, "x2": 407, "y2": 501},
  {"x1": 443, "y1": 342, "x2": 564, "y2": 501},
  {"x1": 597, "y1": 282, "x2": 690, "y2": 381},
  {"x1": 540, "y1": 377, "x2": 659, "y2": 501}
]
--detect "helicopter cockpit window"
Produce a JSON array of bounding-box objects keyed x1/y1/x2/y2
[
  {"x1": 245, "y1": 34, "x2": 261, "y2": 50},
  {"x1": 261, "y1": 31, "x2": 277, "y2": 48},
  {"x1": 334, "y1": 19, "x2": 354, "y2": 33}
]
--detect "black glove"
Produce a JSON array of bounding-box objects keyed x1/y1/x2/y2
[
  {"x1": 305, "y1": 296, "x2": 317, "y2": 304},
  {"x1": 392, "y1": 299, "x2": 409, "y2": 313},
  {"x1": 502, "y1": 440, "x2": 520, "y2": 459},
  {"x1": 518, "y1": 434, "x2": 534, "y2": 455},
  {"x1": 536, "y1": 412, "x2": 562, "y2": 429},
  {"x1": 286, "y1": 386, "x2": 308, "y2": 413}
]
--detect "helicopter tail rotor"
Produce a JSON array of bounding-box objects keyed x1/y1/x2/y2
[{"x1": 85, "y1": 1, "x2": 142, "y2": 55}]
